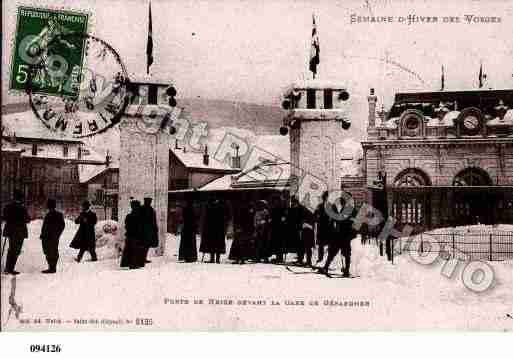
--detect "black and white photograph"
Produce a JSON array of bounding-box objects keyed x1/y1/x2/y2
[{"x1": 1, "y1": 0, "x2": 512, "y2": 344}]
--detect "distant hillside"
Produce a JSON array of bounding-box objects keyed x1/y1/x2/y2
[
  {"x1": 179, "y1": 97, "x2": 366, "y2": 138},
  {"x1": 1, "y1": 98, "x2": 284, "y2": 134},
  {"x1": 2, "y1": 97, "x2": 365, "y2": 137},
  {"x1": 179, "y1": 97, "x2": 285, "y2": 135}
]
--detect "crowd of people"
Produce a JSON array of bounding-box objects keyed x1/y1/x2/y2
[
  {"x1": 0, "y1": 191, "x2": 160, "y2": 275},
  {"x1": 178, "y1": 190, "x2": 359, "y2": 276},
  {"x1": 2, "y1": 189, "x2": 359, "y2": 277}
]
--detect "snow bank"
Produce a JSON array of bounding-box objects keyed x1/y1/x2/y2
[
  {"x1": 1, "y1": 224, "x2": 512, "y2": 330},
  {"x1": 95, "y1": 220, "x2": 123, "y2": 259}
]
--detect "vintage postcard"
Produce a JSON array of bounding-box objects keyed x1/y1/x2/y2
[{"x1": 1, "y1": 0, "x2": 512, "y2": 333}]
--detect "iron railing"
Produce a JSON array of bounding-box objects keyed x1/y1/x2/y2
[{"x1": 394, "y1": 230, "x2": 513, "y2": 261}]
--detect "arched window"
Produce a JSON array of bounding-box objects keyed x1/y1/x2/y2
[
  {"x1": 453, "y1": 167, "x2": 491, "y2": 186},
  {"x1": 394, "y1": 168, "x2": 431, "y2": 187},
  {"x1": 398, "y1": 109, "x2": 425, "y2": 138},
  {"x1": 392, "y1": 168, "x2": 431, "y2": 227}
]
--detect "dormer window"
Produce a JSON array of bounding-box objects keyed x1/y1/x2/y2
[
  {"x1": 405, "y1": 117, "x2": 420, "y2": 130},
  {"x1": 399, "y1": 110, "x2": 424, "y2": 138}
]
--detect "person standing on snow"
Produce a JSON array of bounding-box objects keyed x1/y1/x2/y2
[
  {"x1": 2, "y1": 190, "x2": 30, "y2": 275},
  {"x1": 314, "y1": 191, "x2": 332, "y2": 264},
  {"x1": 321, "y1": 191, "x2": 358, "y2": 277},
  {"x1": 200, "y1": 199, "x2": 226, "y2": 263},
  {"x1": 254, "y1": 200, "x2": 271, "y2": 263},
  {"x1": 229, "y1": 200, "x2": 256, "y2": 264},
  {"x1": 40, "y1": 198, "x2": 65, "y2": 274},
  {"x1": 287, "y1": 196, "x2": 303, "y2": 264},
  {"x1": 270, "y1": 194, "x2": 287, "y2": 263},
  {"x1": 297, "y1": 204, "x2": 315, "y2": 267},
  {"x1": 178, "y1": 198, "x2": 198, "y2": 263},
  {"x1": 121, "y1": 200, "x2": 146, "y2": 269},
  {"x1": 70, "y1": 201, "x2": 98, "y2": 262},
  {"x1": 141, "y1": 197, "x2": 159, "y2": 264}
]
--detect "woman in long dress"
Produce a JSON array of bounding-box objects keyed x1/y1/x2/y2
[
  {"x1": 120, "y1": 200, "x2": 145, "y2": 269},
  {"x1": 178, "y1": 199, "x2": 198, "y2": 262},
  {"x1": 229, "y1": 201, "x2": 256, "y2": 264},
  {"x1": 254, "y1": 200, "x2": 271, "y2": 262},
  {"x1": 200, "y1": 199, "x2": 226, "y2": 263}
]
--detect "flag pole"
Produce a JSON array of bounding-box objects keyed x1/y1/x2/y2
[
  {"x1": 146, "y1": 1, "x2": 154, "y2": 75},
  {"x1": 440, "y1": 65, "x2": 445, "y2": 91}
]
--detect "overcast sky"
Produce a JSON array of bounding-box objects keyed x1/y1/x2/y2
[{"x1": 3, "y1": 0, "x2": 513, "y2": 108}]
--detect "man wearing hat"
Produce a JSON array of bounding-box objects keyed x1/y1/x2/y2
[
  {"x1": 70, "y1": 200, "x2": 98, "y2": 262},
  {"x1": 40, "y1": 198, "x2": 65, "y2": 273},
  {"x1": 2, "y1": 189, "x2": 30, "y2": 275}
]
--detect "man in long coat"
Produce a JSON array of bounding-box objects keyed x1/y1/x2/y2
[
  {"x1": 200, "y1": 199, "x2": 226, "y2": 263},
  {"x1": 121, "y1": 200, "x2": 146, "y2": 269},
  {"x1": 2, "y1": 190, "x2": 30, "y2": 275},
  {"x1": 321, "y1": 191, "x2": 358, "y2": 277},
  {"x1": 228, "y1": 201, "x2": 255, "y2": 264},
  {"x1": 70, "y1": 201, "x2": 98, "y2": 262},
  {"x1": 297, "y1": 204, "x2": 315, "y2": 267},
  {"x1": 141, "y1": 197, "x2": 159, "y2": 263},
  {"x1": 178, "y1": 198, "x2": 197, "y2": 262},
  {"x1": 270, "y1": 195, "x2": 287, "y2": 263},
  {"x1": 287, "y1": 196, "x2": 303, "y2": 263},
  {"x1": 254, "y1": 200, "x2": 271, "y2": 262},
  {"x1": 314, "y1": 191, "x2": 332, "y2": 263},
  {"x1": 40, "y1": 198, "x2": 65, "y2": 273}
]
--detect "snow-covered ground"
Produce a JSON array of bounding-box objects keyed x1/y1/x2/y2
[{"x1": 1, "y1": 221, "x2": 512, "y2": 331}]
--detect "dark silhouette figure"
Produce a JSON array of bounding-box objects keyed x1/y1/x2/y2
[
  {"x1": 314, "y1": 191, "x2": 331, "y2": 263},
  {"x1": 121, "y1": 200, "x2": 146, "y2": 269},
  {"x1": 70, "y1": 201, "x2": 98, "y2": 262},
  {"x1": 254, "y1": 200, "x2": 271, "y2": 262},
  {"x1": 297, "y1": 205, "x2": 315, "y2": 267},
  {"x1": 200, "y1": 199, "x2": 226, "y2": 263},
  {"x1": 270, "y1": 195, "x2": 287, "y2": 263},
  {"x1": 141, "y1": 197, "x2": 159, "y2": 263},
  {"x1": 287, "y1": 196, "x2": 303, "y2": 263},
  {"x1": 40, "y1": 199, "x2": 65, "y2": 273},
  {"x1": 322, "y1": 193, "x2": 358, "y2": 277},
  {"x1": 229, "y1": 201, "x2": 255, "y2": 264},
  {"x1": 178, "y1": 199, "x2": 197, "y2": 262},
  {"x1": 2, "y1": 190, "x2": 30, "y2": 275}
]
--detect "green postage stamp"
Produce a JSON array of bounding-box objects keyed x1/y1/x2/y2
[{"x1": 9, "y1": 6, "x2": 89, "y2": 98}]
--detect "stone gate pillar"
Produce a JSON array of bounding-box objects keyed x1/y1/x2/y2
[
  {"x1": 118, "y1": 79, "x2": 177, "y2": 256},
  {"x1": 280, "y1": 80, "x2": 351, "y2": 210}
]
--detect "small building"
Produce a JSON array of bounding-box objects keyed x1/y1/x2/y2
[
  {"x1": 169, "y1": 143, "x2": 240, "y2": 190},
  {"x1": 1, "y1": 111, "x2": 106, "y2": 218},
  {"x1": 167, "y1": 144, "x2": 240, "y2": 232},
  {"x1": 79, "y1": 161, "x2": 119, "y2": 221}
]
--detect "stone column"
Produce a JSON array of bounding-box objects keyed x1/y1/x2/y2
[
  {"x1": 118, "y1": 115, "x2": 169, "y2": 256},
  {"x1": 117, "y1": 78, "x2": 177, "y2": 257}
]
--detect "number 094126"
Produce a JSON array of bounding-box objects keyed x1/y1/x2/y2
[{"x1": 29, "y1": 344, "x2": 62, "y2": 353}]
